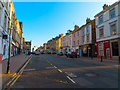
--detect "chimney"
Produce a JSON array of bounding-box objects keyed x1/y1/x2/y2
[
  {"x1": 103, "y1": 4, "x2": 108, "y2": 10},
  {"x1": 74, "y1": 25, "x2": 79, "y2": 31},
  {"x1": 86, "y1": 18, "x2": 91, "y2": 23}
]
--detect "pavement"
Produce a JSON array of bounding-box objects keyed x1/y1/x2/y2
[
  {"x1": 0, "y1": 54, "x2": 32, "y2": 89},
  {"x1": 3, "y1": 54, "x2": 119, "y2": 89},
  {"x1": 61, "y1": 55, "x2": 119, "y2": 66}
]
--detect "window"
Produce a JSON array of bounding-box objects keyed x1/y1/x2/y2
[
  {"x1": 74, "y1": 34, "x2": 75, "y2": 37},
  {"x1": 4, "y1": 15, "x2": 7, "y2": 30},
  {"x1": 77, "y1": 40, "x2": 79, "y2": 45},
  {"x1": 69, "y1": 40, "x2": 71, "y2": 45},
  {"x1": 77, "y1": 32, "x2": 79, "y2": 36},
  {"x1": 99, "y1": 28, "x2": 104, "y2": 38},
  {"x1": 3, "y1": 44, "x2": 6, "y2": 55},
  {"x1": 86, "y1": 26, "x2": 89, "y2": 33},
  {"x1": 112, "y1": 42, "x2": 119, "y2": 56},
  {"x1": 82, "y1": 36, "x2": 85, "y2": 44},
  {"x1": 83, "y1": 29, "x2": 85, "y2": 35},
  {"x1": 110, "y1": 8, "x2": 115, "y2": 18},
  {"x1": 87, "y1": 34, "x2": 89, "y2": 42},
  {"x1": 110, "y1": 23, "x2": 116, "y2": 35},
  {"x1": 73, "y1": 41, "x2": 75, "y2": 45},
  {"x1": 99, "y1": 43, "x2": 104, "y2": 56},
  {"x1": 99, "y1": 15, "x2": 103, "y2": 24}
]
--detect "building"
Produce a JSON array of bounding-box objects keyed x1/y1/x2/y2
[
  {"x1": 71, "y1": 25, "x2": 80, "y2": 55},
  {"x1": 56, "y1": 34, "x2": 63, "y2": 53},
  {"x1": 80, "y1": 18, "x2": 96, "y2": 57},
  {"x1": 23, "y1": 41, "x2": 31, "y2": 54},
  {"x1": 0, "y1": 0, "x2": 10, "y2": 61},
  {"x1": 61, "y1": 30, "x2": 72, "y2": 54},
  {"x1": 46, "y1": 34, "x2": 62, "y2": 53},
  {"x1": 43, "y1": 43, "x2": 47, "y2": 53},
  {"x1": 95, "y1": 1, "x2": 120, "y2": 60},
  {"x1": 0, "y1": 0, "x2": 23, "y2": 62}
]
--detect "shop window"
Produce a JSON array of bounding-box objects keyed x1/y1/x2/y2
[
  {"x1": 112, "y1": 42, "x2": 119, "y2": 56},
  {"x1": 99, "y1": 43, "x2": 104, "y2": 56}
]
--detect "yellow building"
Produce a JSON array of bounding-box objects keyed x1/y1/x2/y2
[{"x1": 56, "y1": 34, "x2": 63, "y2": 53}]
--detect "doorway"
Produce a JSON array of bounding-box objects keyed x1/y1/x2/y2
[{"x1": 106, "y1": 47, "x2": 110, "y2": 59}]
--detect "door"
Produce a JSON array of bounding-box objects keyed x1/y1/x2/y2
[{"x1": 106, "y1": 47, "x2": 110, "y2": 59}]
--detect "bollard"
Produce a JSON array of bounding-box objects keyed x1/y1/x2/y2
[{"x1": 101, "y1": 56, "x2": 103, "y2": 62}]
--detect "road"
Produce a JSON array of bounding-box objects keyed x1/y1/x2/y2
[{"x1": 9, "y1": 54, "x2": 119, "y2": 88}]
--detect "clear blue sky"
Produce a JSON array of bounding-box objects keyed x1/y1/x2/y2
[{"x1": 13, "y1": 1, "x2": 115, "y2": 49}]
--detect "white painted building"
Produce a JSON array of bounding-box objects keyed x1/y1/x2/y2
[
  {"x1": 0, "y1": 0, "x2": 10, "y2": 61},
  {"x1": 95, "y1": 1, "x2": 120, "y2": 60},
  {"x1": 80, "y1": 18, "x2": 96, "y2": 57}
]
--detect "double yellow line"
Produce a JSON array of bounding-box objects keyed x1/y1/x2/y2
[{"x1": 3, "y1": 56, "x2": 32, "y2": 89}]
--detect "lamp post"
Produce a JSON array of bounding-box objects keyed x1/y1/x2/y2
[{"x1": 7, "y1": 28, "x2": 12, "y2": 74}]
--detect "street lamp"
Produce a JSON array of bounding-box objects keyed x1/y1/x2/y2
[{"x1": 7, "y1": 28, "x2": 12, "y2": 74}]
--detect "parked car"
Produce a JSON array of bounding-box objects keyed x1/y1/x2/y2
[
  {"x1": 66, "y1": 52, "x2": 77, "y2": 58},
  {"x1": 57, "y1": 52, "x2": 63, "y2": 56},
  {"x1": 52, "y1": 52, "x2": 56, "y2": 54},
  {"x1": 47, "y1": 51, "x2": 51, "y2": 54},
  {"x1": 35, "y1": 51, "x2": 40, "y2": 55}
]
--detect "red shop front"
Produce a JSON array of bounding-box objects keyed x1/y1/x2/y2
[{"x1": 96, "y1": 40, "x2": 112, "y2": 59}]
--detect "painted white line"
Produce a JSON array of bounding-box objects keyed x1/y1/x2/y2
[
  {"x1": 58, "y1": 69, "x2": 62, "y2": 73},
  {"x1": 65, "y1": 72, "x2": 77, "y2": 78},
  {"x1": 66, "y1": 76, "x2": 76, "y2": 84},
  {"x1": 54, "y1": 66, "x2": 57, "y2": 68}
]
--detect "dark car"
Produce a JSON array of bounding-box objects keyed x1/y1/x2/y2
[
  {"x1": 57, "y1": 52, "x2": 63, "y2": 56},
  {"x1": 66, "y1": 52, "x2": 77, "y2": 58},
  {"x1": 52, "y1": 52, "x2": 56, "y2": 54},
  {"x1": 47, "y1": 51, "x2": 51, "y2": 54}
]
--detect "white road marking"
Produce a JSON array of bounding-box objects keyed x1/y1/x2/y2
[
  {"x1": 65, "y1": 72, "x2": 77, "y2": 78},
  {"x1": 54, "y1": 66, "x2": 57, "y2": 68},
  {"x1": 58, "y1": 69, "x2": 62, "y2": 73},
  {"x1": 66, "y1": 76, "x2": 76, "y2": 84}
]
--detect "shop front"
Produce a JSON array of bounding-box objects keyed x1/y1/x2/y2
[
  {"x1": 110, "y1": 39, "x2": 120, "y2": 60},
  {"x1": 82, "y1": 45, "x2": 89, "y2": 57},
  {"x1": 96, "y1": 40, "x2": 111, "y2": 59}
]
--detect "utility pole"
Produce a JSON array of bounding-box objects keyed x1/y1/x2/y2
[{"x1": 7, "y1": 28, "x2": 12, "y2": 74}]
